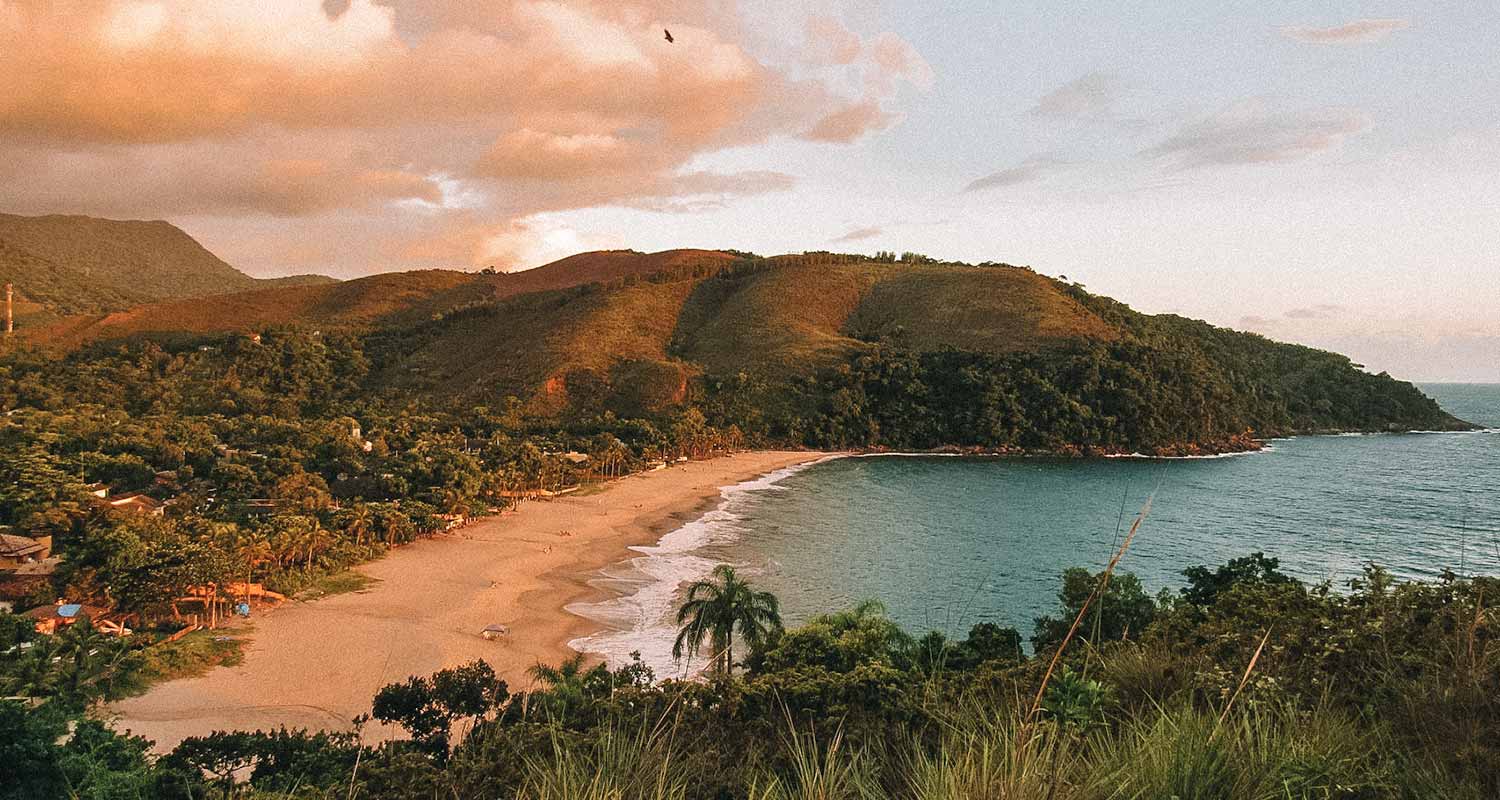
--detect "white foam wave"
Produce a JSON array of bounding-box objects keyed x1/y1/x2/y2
[
  {"x1": 852, "y1": 451, "x2": 965, "y2": 458},
  {"x1": 1102, "y1": 446, "x2": 1271, "y2": 460},
  {"x1": 566, "y1": 457, "x2": 834, "y2": 677}
]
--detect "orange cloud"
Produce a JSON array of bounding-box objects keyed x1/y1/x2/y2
[
  {"x1": 0, "y1": 1, "x2": 930, "y2": 275},
  {"x1": 806, "y1": 14, "x2": 863, "y2": 65},
  {"x1": 806, "y1": 100, "x2": 898, "y2": 143}
]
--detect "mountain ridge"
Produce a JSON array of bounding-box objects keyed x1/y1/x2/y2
[
  {"x1": 0, "y1": 212, "x2": 334, "y2": 323},
  {"x1": 4, "y1": 235, "x2": 1473, "y2": 449}
]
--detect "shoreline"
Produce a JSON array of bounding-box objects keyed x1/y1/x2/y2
[
  {"x1": 563, "y1": 453, "x2": 847, "y2": 675},
  {"x1": 104, "y1": 450, "x2": 830, "y2": 752}
]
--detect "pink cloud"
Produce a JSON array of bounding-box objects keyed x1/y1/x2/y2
[
  {"x1": 0, "y1": 1, "x2": 931, "y2": 275},
  {"x1": 1280, "y1": 18, "x2": 1410, "y2": 44},
  {"x1": 806, "y1": 100, "x2": 898, "y2": 143}
]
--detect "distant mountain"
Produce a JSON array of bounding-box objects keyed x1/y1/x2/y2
[{"x1": 0, "y1": 213, "x2": 334, "y2": 321}]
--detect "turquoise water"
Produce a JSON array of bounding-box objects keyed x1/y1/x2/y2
[{"x1": 571, "y1": 384, "x2": 1500, "y2": 672}]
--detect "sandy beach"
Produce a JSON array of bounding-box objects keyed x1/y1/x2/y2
[{"x1": 105, "y1": 451, "x2": 827, "y2": 751}]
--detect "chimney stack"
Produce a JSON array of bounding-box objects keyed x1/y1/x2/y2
[{"x1": 4, "y1": 283, "x2": 11, "y2": 336}]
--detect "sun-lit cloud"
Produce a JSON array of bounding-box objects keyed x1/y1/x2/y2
[
  {"x1": 806, "y1": 100, "x2": 899, "y2": 143},
  {"x1": 806, "y1": 14, "x2": 863, "y2": 65},
  {"x1": 964, "y1": 156, "x2": 1067, "y2": 192},
  {"x1": 1280, "y1": 18, "x2": 1410, "y2": 45},
  {"x1": 870, "y1": 32, "x2": 934, "y2": 92},
  {"x1": 0, "y1": 0, "x2": 930, "y2": 275},
  {"x1": 624, "y1": 171, "x2": 797, "y2": 214},
  {"x1": 1144, "y1": 101, "x2": 1370, "y2": 167},
  {"x1": 476, "y1": 215, "x2": 626, "y2": 271}
]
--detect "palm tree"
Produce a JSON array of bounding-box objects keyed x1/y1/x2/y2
[
  {"x1": 527, "y1": 653, "x2": 608, "y2": 716},
  {"x1": 672, "y1": 565, "x2": 782, "y2": 675},
  {"x1": 235, "y1": 532, "x2": 274, "y2": 598},
  {"x1": 343, "y1": 504, "x2": 373, "y2": 550}
]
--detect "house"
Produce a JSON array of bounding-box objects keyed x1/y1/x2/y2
[
  {"x1": 562, "y1": 451, "x2": 590, "y2": 465},
  {"x1": 22, "y1": 602, "x2": 116, "y2": 635},
  {"x1": 0, "y1": 533, "x2": 51, "y2": 568},
  {"x1": 102, "y1": 493, "x2": 165, "y2": 516},
  {"x1": 0, "y1": 572, "x2": 50, "y2": 614},
  {"x1": 84, "y1": 482, "x2": 110, "y2": 498},
  {"x1": 239, "y1": 498, "x2": 283, "y2": 516}
]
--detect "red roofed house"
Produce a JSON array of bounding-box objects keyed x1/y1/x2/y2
[
  {"x1": 102, "y1": 493, "x2": 166, "y2": 516},
  {"x1": 0, "y1": 532, "x2": 51, "y2": 568}
]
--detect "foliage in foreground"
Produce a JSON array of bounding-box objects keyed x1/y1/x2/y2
[{"x1": 4, "y1": 552, "x2": 1497, "y2": 799}]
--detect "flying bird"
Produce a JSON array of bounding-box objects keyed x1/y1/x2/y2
[{"x1": 664, "y1": 29, "x2": 674, "y2": 43}]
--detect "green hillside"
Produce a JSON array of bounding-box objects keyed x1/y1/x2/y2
[
  {"x1": 20, "y1": 248, "x2": 734, "y2": 348},
  {"x1": 353, "y1": 252, "x2": 1467, "y2": 452},
  {"x1": 8, "y1": 243, "x2": 1471, "y2": 453},
  {"x1": 0, "y1": 213, "x2": 334, "y2": 318}
]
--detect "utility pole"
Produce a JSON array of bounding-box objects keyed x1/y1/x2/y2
[{"x1": 4, "y1": 283, "x2": 11, "y2": 336}]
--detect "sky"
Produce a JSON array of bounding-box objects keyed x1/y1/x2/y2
[{"x1": 1, "y1": 1, "x2": 1496, "y2": 381}]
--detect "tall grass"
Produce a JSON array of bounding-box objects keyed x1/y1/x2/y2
[
  {"x1": 1085, "y1": 703, "x2": 1388, "y2": 800},
  {"x1": 750, "y1": 725, "x2": 881, "y2": 800},
  {"x1": 490, "y1": 697, "x2": 1446, "y2": 800},
  {"x1": 517, "y1": 717, "x2": 690, "y2": 800},
  {"x1": 904, "y1": 704, "x2": 1069, "y2": 800}
]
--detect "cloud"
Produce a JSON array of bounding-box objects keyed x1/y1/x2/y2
[
  {"x1": 1280, "y1": 19, "x2": 1410, "y2": 44},
  {"x1": 625, "y1": 170, "x2": 796, "y2": 213},
  {"x1": 806, "y1": 100, "x2": 898, "y2": 143},
  {"x1": 832, "y1": 226, "x2": 882, "y2": 242},
  {"x1": 806, "y1": 14, "x2": 863, "y2": 65},
  {"x1": 475, "y1": 215, "x2": 625, "y2": 271},
  {"x1": 870, "y1": 32, "x2": 934, "y2": 91},
  {"x1": 1031, "y1": 72, "x2": 1123, "y2": 119},
  {"x1": 0, "y1": 1, "x2": 930, "y2": 275},
  {"x1": 1238, "y1": 315, "x2": 1275, "y2": 330},
  {"x1": 1285, "y1": 303, "x2": 1344, "y2": 320},
  {"x1": 803, "y1": 15, "x2": 932, "y2": 90},
  {"x1": 0, "y1": 138, "x2": 443, "y2": 217},
  {"x1": 797, "y1": 15, "x2": 931, "y2": 145},
  {"x1": 963, "y1": 156, "x2": 1067, "y2": 192},
  {"x1": 1144, "y1": 101, "x2": 1370, "y2": 167}
]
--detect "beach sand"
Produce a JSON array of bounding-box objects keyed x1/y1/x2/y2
[{"x1": 105, "y1": 450, "x2": 826, "y2": 751}]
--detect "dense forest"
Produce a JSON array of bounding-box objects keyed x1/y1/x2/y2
[{"x1": 4, "y1": 553, "x2": 1496, "y2": 799}]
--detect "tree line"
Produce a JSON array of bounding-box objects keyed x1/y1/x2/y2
[{"x1": 3, "y1": 552, "x2": 1495, "y2": 798}]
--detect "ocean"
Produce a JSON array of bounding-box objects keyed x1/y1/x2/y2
[{"x1": 569, "y1": 384, "x2": 1500, "y2": 676}]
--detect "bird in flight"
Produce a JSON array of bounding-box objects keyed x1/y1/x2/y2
[{"x1": 664, "y1": 29, "x2": 674, "y2": 43}]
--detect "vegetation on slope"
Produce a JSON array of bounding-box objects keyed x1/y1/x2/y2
[
  {"x1": 0, "y1": 213, "x2": 334, "y2": 317},
  {"x1": 10, "y1": 245, "x2": 1471, "y2": 452},
  {"x1": 19, "y1": 248, "x2": 735, "y2": 348},
  {"x1": 5, "y1": 553, "x2": 1496, "y2": 799},
  {"x1": 357, "y1": 252, "x2": 1465, "y2": 450}
]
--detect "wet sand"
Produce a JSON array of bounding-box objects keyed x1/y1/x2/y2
[{"x1": 105, "y1": 451, "x2": 827, "y2": 751}]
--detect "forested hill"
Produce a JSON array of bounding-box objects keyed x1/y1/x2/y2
[
  {"x1": 355, "y1": 251, "x2": 1470, "y2": 452},
  {"x1": 0, "y1": 213, "x2": 333, "y2": 321},
  {"x1": 3, "y1": 248, "x2": 1473, "y2": 455}
]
